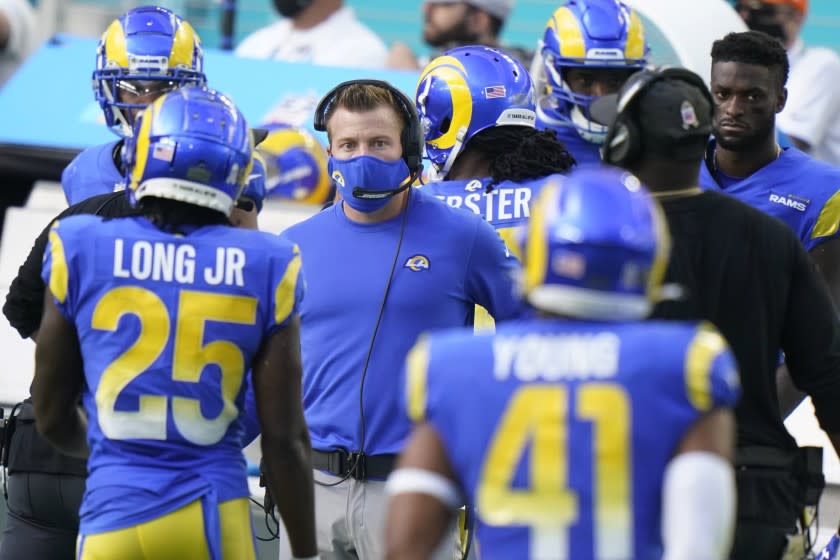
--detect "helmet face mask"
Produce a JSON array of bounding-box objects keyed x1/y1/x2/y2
[
  {"x1": 93, "y1": 6, "x2": 207, "y2": 137},
  {"x1": 415, "y1": 46, "x2": 537, "y2": 179},
  {"x1": 539, "y1": 0, "x2": 649, "y2": 144}
]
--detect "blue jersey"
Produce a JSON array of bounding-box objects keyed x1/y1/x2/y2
[
  {"x1": 419, "y1": 177, "x2": 548, "y2": 259},
  {"x1": 700, "y1": 142, "x2": 840, "y2": 251},
  {"x1": 536, "y1": 105, "x2": 603, "y2": 167},
  {"x1": 42, "y1": 215, "x2": 303, "y2": 535},
  {"x1": 281, "y1": 187, "x2": 522, "y2": 457},
  {"x1": 406, "y1": 320, "x2": 740, "y2": 560},
  {"x1": 61, "y1": 141, "x2": 124, "y2": 205}
]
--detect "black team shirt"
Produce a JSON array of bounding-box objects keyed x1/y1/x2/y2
[{"x1": 652, "y1": 191, "x2": 840, "y2": 450}]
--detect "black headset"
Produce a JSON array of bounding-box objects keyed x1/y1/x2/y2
[
  {"x1": 601, "y1": 66, "x2": 714, "y2": 168},
  {"x1": 313, "y1": 79, "x2": 424, "y2": 197}
]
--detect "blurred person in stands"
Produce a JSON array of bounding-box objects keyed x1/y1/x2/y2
[
  {"x1": 535, "y1": 0, "x2": 649, "y2": 166},
  {"x1": 32, "y1": 85, "x2": 316, "y2": 560},
  {"x1": 235, "y1": 0, "x2": 387, "y2": 69},
  {"x1": 591, "y1": 64, "x2": 840, "y2": 560},
  {"x1": 387, "y1": 0, "x2": 531, "y2": 70},
  {"x1": 386, "y1": 166, "x2": 739, "y2": 560},
  {"x1": 61, "y1": 5, "x2": 207, "y2": 206},
  {"x1": 736, "y1": 0, "x2": 840, "y2": 165},
  {"x1": 0, "y1": 0, "x2": 36, "y2": 86}
]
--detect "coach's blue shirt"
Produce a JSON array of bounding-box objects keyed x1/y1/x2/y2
[
  {"x1": 281, "y1": 187, "x2": 522, "y2": 457},
  {"x1": 700, "y1": 142, "x2": 840, "y2": 251},
  {"x1": 61, "y1": 141, "x2": 124, "y2": 206}
]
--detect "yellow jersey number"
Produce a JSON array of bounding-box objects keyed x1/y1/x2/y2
[
  {"x1": 91, "y1": 286, "x2": 257, "y2": 445},
  {"x1": 477, "y1": 384, "x2": 632, "y2": 559}
]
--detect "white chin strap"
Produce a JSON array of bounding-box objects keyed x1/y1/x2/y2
[
  {"x1": 436, "y1": 126, "x2": 468, "y2": 180},
  {"x1": 569, "y1": 100, "x2": 608, "y2": 145}
]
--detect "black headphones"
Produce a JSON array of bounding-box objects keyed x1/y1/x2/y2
[
  {"x1": 313, "y1": 79, "x2": 424, "y2": 176},
  {"x1": 601, "y1": 66, "x2": 714, "y2": 168}
]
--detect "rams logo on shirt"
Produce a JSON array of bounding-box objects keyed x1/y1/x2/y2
[
  {"x1": 465, "y1": 180, "x2": 483, "y2": 192},
  {"x1": 404, "y1": 255, "x2": 430, "y2": 271},
  {"x1": 769, "y1": 192, "x2": 808, "y2": 212}
]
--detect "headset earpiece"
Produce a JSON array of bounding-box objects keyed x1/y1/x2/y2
[
  {"x1": 602, "y1": 66, "x2": 714, "y2": 168},
  {"x1": 313, "y1": 79, "x2": 423, "y2": 175},
  {"x1": 602, "y1": 115, "x2": 641, "y2": 168}
]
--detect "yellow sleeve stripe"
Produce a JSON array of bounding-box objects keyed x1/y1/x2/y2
[
  {"x1": 47, "y1": 221, "x2": 69, "y2": 304},
  {"x1": 406, "y1": 337, "x2": 431, "y2": 422},
  {"x1": 685, "y1": 322, "x2": 728, "y2": 412},
  {"x1": 274, "y1": 245, "x2": 302, "y2": 326},
  {"x1": 812, "y1": 189, "x2": 840, "y2": 240}
]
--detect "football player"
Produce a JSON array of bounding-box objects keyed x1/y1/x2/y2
[
  {"x1": 701, "y1": 31, "x2": 840, "y2": 305},
  {"x1": 535, "y1": 0, "x2": 649, "y2": 166},
  {"x1": 32, "y1": 86, "x2": 317, "y2": 560},
  {"x1": 386, "y1": 166, "x2": 739, "y2": 560},
  {"x1": 61, "y1": 5, "x2": 206, "y2": 205},
  {"x1": 416, "y1": 45, "x2": 576, "y2": 256}
]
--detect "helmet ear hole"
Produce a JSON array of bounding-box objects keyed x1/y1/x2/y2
[{"x1": 439, "y1": 116, "x2": 452, "y2": 135}]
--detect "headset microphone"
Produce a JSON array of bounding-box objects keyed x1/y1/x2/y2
[{"x1": 351, "y1": 174, "x2": 417, "y2": 199}]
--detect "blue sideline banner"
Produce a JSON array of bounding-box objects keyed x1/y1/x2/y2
[{"x1": 0, "y1": 34, "x2": 420, "y2": 151}]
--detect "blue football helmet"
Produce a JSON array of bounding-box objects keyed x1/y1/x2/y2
[
  {"x1": 521, "y1": 166, "x2": 669, "y2": 320},
  {"x1": 258, "y1": 123, "x2": 331, "y2": 205},
  {"x1": 415, "y1": 45, "x2": 536, "y2": 179},
  {"x1": 93, "y1": 6, "x2": 206, "y2": 137},
  {"x1": 123, "y1": 86, "x2": 253, "y2": 216},
  {"x1": 540, "y1": 0, "x2": 649, "y2": 144}
]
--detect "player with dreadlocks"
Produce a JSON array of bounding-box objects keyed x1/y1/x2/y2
[{"x1": 416, "y1": 45, "x2": 576, "y2": 257}]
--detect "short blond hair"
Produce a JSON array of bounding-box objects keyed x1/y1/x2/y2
[{"x1": 324, "y1": 83, "x2": 406, "y2": 140}]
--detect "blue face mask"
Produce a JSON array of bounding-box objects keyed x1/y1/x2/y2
[{"x1": 329, "y1": 155, "x2": 411, "y2": 213}]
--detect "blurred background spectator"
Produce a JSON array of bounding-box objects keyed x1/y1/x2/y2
[
  {"x1": 736, "y1": 0, "x2": 840, "y2": 165},
  {"x1": 0, "y1": 0, "x2": 36, "y2": 86},
  {"x1": 235, "y1": 0, "x2": 387, "y2": 68},
  {"x1": 387, "y1": 0, "x2": 532, "y2": 70}
]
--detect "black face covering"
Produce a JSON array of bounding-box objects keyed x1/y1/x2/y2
[
  {"x1": 273, "y1": 0, "x2": 311, "y2": 18},
  {"x1": 741, "y1": 5, "x2": 789, "y2": 44}
]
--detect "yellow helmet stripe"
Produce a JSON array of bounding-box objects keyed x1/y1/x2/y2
[
  {"x1": 550, "y1": 7, "x2": 586, "y2": 59},
  {"x1": 525, "y1": 182, "x2": 557, "y2": 292},
  {"x1": 417, "y1": 54, "x2": 467, "y2": 85},
  {"x1": 624, "y1": 10, "x2": 646, "y2": 60},
  {"x1": 129, "y1": 95, "x2": 162, "y2": 190},
  {"x1": 170, "y1": 19, "x2": 198, "y2": 69},
  {"x1": 104, "y1": 20, "x2": 129, "y2": 68},
  {"x1": 418, "y1": 68, "x2": 473, "y2": 150}
]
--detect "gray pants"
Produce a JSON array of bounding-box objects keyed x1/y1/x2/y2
[
  {"x1": 277, "y1": 470, "x2": 461, "y2": 560},
  {"x1": 0, "y1": 471, "x2": 86, "y2": 560}
]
